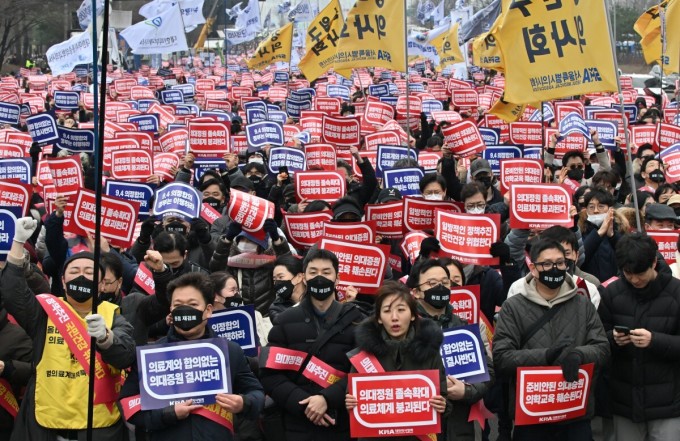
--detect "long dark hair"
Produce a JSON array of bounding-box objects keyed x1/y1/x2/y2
[{"x1": 373, "y1": 281, "x2": 420, "y2": 329}]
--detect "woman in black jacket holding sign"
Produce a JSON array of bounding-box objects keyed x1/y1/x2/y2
[{"x1": 345, "y1": 281, "x2": 448, "y2": 441}]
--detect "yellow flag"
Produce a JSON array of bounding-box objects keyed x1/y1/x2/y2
[
  {"x1": 494, "y1": 0, "x2": 618, "y2": 103},
  {"x1": 430, "y1": 23, "x2": 465, "y2": 70},
  {"x1": 298, "y1": 0, "x2": 344, "y2": 81},
  {"x1": 664, "y1": 0, "x2": 680, "y2": 75},
  {"x1": 247, "y1": 23, "x2": 293, "y2": 71},
  {"x1": 634, "y1": 1, "x2": 667, "y2": 37},
  {"x1": 640, "y1": 27, "x2": 661, "y2": 65},
  {"x1": 472, "y1": 32, "x2": 503, "y2": 71},
  {"x1": 489, "y1": 95, "x2": 526, "y2": 123},
  {"x1": 333, "y1": 0, "x2": 406, "y2": 78}
]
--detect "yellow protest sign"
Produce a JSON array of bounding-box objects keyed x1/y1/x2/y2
[
  {"x1": 299, "y1": 0, "x2": 344, "y2": 81},
  {"x1": 247, "y1": 23, "x2": 293, "y2": 71},
  {"x1": 333, "y1": 0, "x2": 406, "y2": 78},
  {"x1": 430, "y1": 23, "x2": 465, "y2": 70},
  {"x1": 494, "y1": 0, "x2": 618, "y2": 103}
]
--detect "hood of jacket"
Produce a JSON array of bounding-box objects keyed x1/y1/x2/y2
[
  {"x1": 355, "y1": 317, "x2": 443, "y2": 365},
  {"x1": 520, "y1": 272, "x2": 578, "y2": 308}
]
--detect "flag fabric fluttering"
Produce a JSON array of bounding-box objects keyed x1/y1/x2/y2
[
  {"x1": 458, "y1": 0, "x2": 501, "y2": 42},
  {"x1": 288, "y1": 0, "x2": 315, "y2": 22},
  {"x1": 121, "y1": 3, "x2": 189, "y2": 55},
  {"x1": 298, "y1": 0, "x2": 343, "y2": 81},
  {"x1": 46, "y1": 31, "x2": 94, "y2": 76},
  {"x1": 77, "y1": 0, "x2": 105, "y2": 30},
  {"x1": 247, "y1": 22, "x2": 294, "y2": 70},
  {"x1": 634, "y1": 0, "x2": 678, "y2": 75}
]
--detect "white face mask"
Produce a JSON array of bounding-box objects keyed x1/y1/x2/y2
[
  {"x1": 248, "y1": 157, "x2": 264, "y2": 164},
  {"x1": 237, "y1": 240, "x2": 260, "y2": 254},
  {"x1": 467, "y1": 207, "x2": 485, "y2": 215},
  {"x1": 587, "y1": 213, "x2": 606, "y2": 227},
  {"x1": 424, "y1": 193, "x2": 444, "y2": 201}
]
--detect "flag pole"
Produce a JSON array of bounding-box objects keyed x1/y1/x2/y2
[
  {"x1": 287, "y1": 22, "x2": 294, "y2": 96},
  {"x1": 87, "y1": 0, "x2": 110, "y2": 438},
  {"x1": 659, "y1": 3, "x2": 666, "y2": 96},
  {"x1": 404, "y1": 0, "x2": 412, "y2": 149},
  {"x1": 604, "y1": 0, "x2": 641, "y2": 232}
]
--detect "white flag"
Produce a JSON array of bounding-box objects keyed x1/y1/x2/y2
[
  {"x1": 288, "y1": 0, "x2": 314, "y2": 22},
  {"x1": 77, "y1": 0, "x2": 105, "y2": 30},
  {"x1": 262, "y1": 9, "x2": 272, "y2": 30},
  {"x1": 235, "y1": 0, "x2": 261, "y2": 30},
  {"x1": 139, "y1": 0, "x2": 164, "y2": 18},
  {"x1": 225, "y1": 26, "x2": 257, "y2": 45},
  {"x1": 46, "y1": 32, "x2": 94, "y2": 76},
  {"x1": 428, "y1": 1, "x2": 445, "y2": 25},
  {"x1": 120, "y1": 4, "x2": 188, "y2": 55},
  {"x1": 225, "y1": 2, "x2": 243, "y2": 20},
  {"x1": 140, "y1": 0, "x2": 205, "y2": 31},
  {"x1": 108, "y1": 27, "x2": 120, "y2": 64}
]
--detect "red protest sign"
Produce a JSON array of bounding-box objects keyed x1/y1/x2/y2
[
  {"x1": 348, "y1": 370, "x2": 441, "y2": 438},
  {"x1": 105, "y1": 101, "x2": 132, "y2": 121},
  {"x1": 103, "y1": 138, "x2": 140, "y2": 169},
  {"x1": 67, "y1": 189, "x2": 140, "y2": 248},
  {"x1": 663, "y1": 151, "x2": 680, "y2": 183},
  {"x1": 630, "y1": 125, "x2": 659, "y2": 149},
  {"x1": 304, "y1": 143, "x2": 336, "y2": 170},
  {"x1": 282, "y1": 212, "x2": 333, "y2": 249},
  {"x1": 158, "y1": 129, "x2": 188, "y2": 154},
  {"x1": 323, "y1": 221, "x2": 376, "y2": 244},
  {"x1": 231, "y1": 135, "x2": 248, "y2": 156},
  {"x1": 554, "y1": 101, "x2": 584, "y2": 120},
  {"x1": 450, "y1": 285, "x2": 481, "y2": 324},
  {"x1": 113, "y1": 78, "x2": 136, "y2": 96},
  {"x1": 510, "y1": 184, "x2": 572, "y2": 229},
  {"x1": 115, "y1": 131, "x2": 153, "y2": 154},
  {"x1": 403, "y1": 197, "x2": 462, "y2": 233},
  {"x1": 205, "y1": 100, "x2": 232, "y2": 112},
  {"x1": 133, "y1": 264, "x2": 155, "y2": 295},
  {"x1": 200, "y1": 202, "x2": 222, "y2": 225},
  {"x1": 153, "y1": 152, "x2": 180, "y2": 182},
  {"x1": 431, "y1": 111, "x2": 463, "y2": 124},
  {"x1": 5, "y1": 132, "x2": 33, "y2": 154},
  {"x1": 130, "y1": 86, "x2": 155, "y2": 100},
  {"x1": 396, "y1": 95, "x2": 422, "y2": 115},
  {"x1": 500, "y1": 159, "x2": 544, "y2": 194},
  {"x1": 364, "y1": 131, "x2": 401, "y2": 151},
  {"x1": 481, "y1": 114, "x2": 510, "y2": 143},
  {"x1": 314, "y1": 97, "x2": 342, "y2": 115},
  {"x1": 231, "y1": 86, "x2": 253, "y2": 101},
  {"x1": 515, "y1": 363, "x2": 594, "y2": 426},
  {"x1": 509, "y1": 122, "x2": 544, "y2": 146},
  {"x1": 441, "y1": 120, "x2": 486, "y2": 157},
  {"x1": 301, "y1": 113, "x2": 324, "y2": 141},
  {"x1": 400, "y1": 231, "x2": 430, "y2": 264},
  {"x1": 435, "y1": 210, "x2": 500, "y2": 266},
  {"x1": 366, "y1": 201, "x2": 404, "y2": 238},
  {"x1": 227, "y1": 189, "x2": 274, "y2": 236},
  {"x1": 203, "y1": 90, "x2": 228, "y2": 101},
  {"x1": 658, "y1": 123, "x2": 680, "y2": 151},
  {"x1": 110, "y1": 149, "x2": 153, "y2": 182},
  {"x1": 295, "y1": 171, "x2": 346, "y2": 202},
  {"x1": 47, "y1": 156, "x2": 83, "y2": 196},
  {"x1": 545, "y1": 128, "x2": 587, "y2": 160},
  {"x1": 0, "y1": 143, "x2": 24, "y2": 158},
  {"x1": 188, "y1": 121, "x2": 230, "y2": 157},
  {"x1": 418, "y1": 151, "x2": 443, "y2": 171},
  {"x1": 452, "y1": 89, "x2": 479, "y2": 108},
  {"x1": 322, "y1": 115, "x2": 360, "y2": 147},
  {"x1": 0, "y1": 181, "x2": 31, "y2": 215},
  {"x1": 647, "y1": 230, "x2": 679, "y2": 264},
  {"x1": 319, "y1": 238, "x2": 388, "y2": 294},
  {"x1": 146, "y1": 103, "x2": 175, "y2": 128},
  {"x1": 35, "y1": 160, "x2": 54, "y2": 188}
]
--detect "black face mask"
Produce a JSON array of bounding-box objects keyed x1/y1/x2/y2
[
  {"x1": 248, "y1": 175, "x2": 263, "y2": 186},
  {"x1": 66, "y1": 275, "x2": 95, "y2": 303},
  {"x1": 584, "y1": 163, "x2": 595, "y2": 180},
  {"x1": 649, "y1": 170, "x2": 665, "y2": 183},
  {"x1": 566, "y1": 258, "x2": 576, "y2": 276},
  {"x1": 538, "y1": 268, "x2": 566, "y2": 290},
  {"x1": 171, "y1": 305, "x2": 205, "y2": 331},
  {"x1": 99, "y1": 291, "x2": 117, "y2": 304},
  {"x1": 203, "y1": 197, "x2": 222, "y2": 211},
  {"x1": 165, "y1": 221, "x2": 187, "y2": 235},
  {"x1": 274, "y1": 280, "x2": 295, "y2": 300},
  {"x1": 225, "y1": 296, "x2": 243, "y2": 309},
  {"x1": 306, "y1": 276, "x2": 335, "y2": 301},
  {"x1": 476, "y1": 176, "x2": 492, "y2": 189},
  {"x1": 423, "y1": 285, "x2": 450, "y2": 309},
  {"x1": 567, "y1": 168, "x2": 584, "y2": 182}
]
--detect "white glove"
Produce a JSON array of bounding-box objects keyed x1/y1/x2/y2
[
  {"x1": 85, "y1": 314, "x2": 108, "y2": 342},
  {"x1": 14, "y1": 217, "x2": 38, "y2": 244}
]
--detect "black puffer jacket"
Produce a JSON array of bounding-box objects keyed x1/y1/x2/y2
[
  {"x1": 259, "y1": 298, "x2": 364, "y2": 440},
  {"x1": 598, "y1": 270, "x2": 680, "y2": 422}
]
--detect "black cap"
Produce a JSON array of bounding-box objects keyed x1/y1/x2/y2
[
  {"x1": 377, "y1": 187, "x2": 402, "y2": 203},
  {"x1": 332, "y1": 197, "x2": 363, "y2": 220},
  {"x1": 645, "y1": 203, "x2": 677, "y2": 222},
  {"x1": 229, "y1": 175, "x2": 255, "y2": 191}
]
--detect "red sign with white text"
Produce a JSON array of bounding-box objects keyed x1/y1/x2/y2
[
  {"x1": 319, "y1": 238, "x2": 389, "y2": 294},
  {"x1": 450, "y1": 285, "x2": 481, "y2": 324},
  {"x1": 348, "y1": 370, "x2": 441, "y2": 438},
  {"x1": 509, "y1": 122, "x2": 544, "y2": 146},
  {"x1": 0, "y1": 181, "x2": 31, "y2": 215},
  {"x1": 435, "y1": 210, "x2": 500, "y2": 266},
  {"x1": 441, "y1": 120, "x2": 486, "y2": 157},
  {"x1": 658, "y1": 123, "x2": 680, "y2": 151},
  {"x1": 364, "y1": 101, "x2": 395, "y2": 127},
  {"x1": 322, "y1": 115, "x2": 361, "y2": 147},
  {"x1": 47, "y1": 156, "x2": 83, "y2": 196},
  {"x1": 153, "y1": 152, "x2": 180, "y2": 181},
  {"x1": 366, "y1": 201, "x2": 404, "y2": 238},
  {"x1": 515, "y1": 364, "x2": 594, "y2": 426},
  {"x1": 295, "y1": 171, "x2": 346, "y2": 202},
  {"x1": 510, "y1": 184, "x2": 572, "y2": 229},
  {"x1": 647, "y1": 230, "x2": 679, "y2": 264},
  {"x1": 364, "y1": 131, "x2": 402, "y2": 151},
  {"x1": 227, "y1": 189, "x2": 274, "y2": 237},
  {"x1": 403, "y1": 197, "x2": 462, "y2": 233},
  {"x1": 188, "y1": 121, "x2": 230, "y2": 156},
  {"x1": 631, "y1": 125, "x2": 659, "y2": 149},
  {"x1": 304, "y1": 143, "x2": 336, "y2": 170},
  {"x1": 158, "y1": 129, "x2": 188, "y2": 154},
  {"x1": 110, "y1": 149, "x2": 153, "y2": 182},
  {"x1": 282, "y1": 212, "x2": 333, "y2": 249},
  {"x1": 500, "y1": 159, "x2": 544, "y2": 194},
  {"x1": 323, "y1": 221, "x2": 376, "y2": 244},
  {"x1": 400, "y1": 231, "x2": 431, "y2": 264},
  {"x1": 103, "y1": 138, "x2": 140, "y2": 169}
]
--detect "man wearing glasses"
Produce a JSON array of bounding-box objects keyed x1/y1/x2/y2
[{"x1": 493, "y1": 239, "x2": 609, "y2": 439}]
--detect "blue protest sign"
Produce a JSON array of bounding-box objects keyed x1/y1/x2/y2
[
  {"x1": 193, "y1": 158, "x2": 226, "y2": 183},
  {"x1": 56, "y1": 127, "x2": 95, "y2": 153},
  {"x1": 243, "y1": 100, "x2": 267, "y2": 114},
  {"x1": 368, "y1": 84, "x2": 389, "y2": 97},
  {"x1": 408, "y1": 83, "x2": 425, "y2": 93},
  {"x1": 286, "y1": 98, "x2": 312, "y2": 119},
  {"x1": 208, "y1": 305, "x2": 259, "y2": 356},
  {"x1": 422, "y1": 99, "x2": 444, "y2": 117},
  {"x1": 274, "y1": 71, "x2": 289, "y2": 83},
  {"x1": 295, "y1": 131, "x2": 311, "y2": 144},
  {"x1": 246, "y1": 121, "x2": 284, "y2": 148},
  {"x1": 388, "y1": 83, "x2": 399, "y2": 95},
  {"x1": 268, "y1": 110, "x2": 288, "y2": 126},
  {"x1": 124, "y1": 100, "x2": 139, "y2": 110},
  {"x1": 160, "y1": 89, "x2": 184, "y2": 105},
  {"x1": 172, "y1": 83, "x2": 195, "y2": 99},
  {"x1": 26, "y1": 113, "x2": 59, "y2": 145},
  {"x1": 199, "y1": 111, "x2": 231, "y2": 122},
  {"x1": 0, "y1": 158, "x2": 32, "y2": 184},
  {"x1": 296, "y1": 87, "x2": 316, "y2": 98},
  {"x1": 618, "y1": 104, "x2": 638, "y2": 122},
  {"x1": 246, "y1": 108, "x2": 267, "y2": 124},
  {"x1": 0, "y1": 102, "x2": 21, "y2": 125},
  {"x1": 290, "y1": 90, "x2": 313, "y2": 101},
  {"x1": 380, "y1": 71, "x2": 392, "y2": 81},
  {"x1": 523, "y1": 147, "x2": 542, "y2": 159},
  {"x1": 479, "y1": 128, "x2": 501, "y2": 146},
  {"x1": 440, "y1": 324, "x2": 490, "y2": 383},
  {"x1": 129, "y1": 114, "x2": 160, "y2": 133},
  {"x1": 0, "y1": 207, "x2": 21, "y2": 262},
  {"x1": 137, "y1": 338, "x2": 232, "y2": 410},
  {"x1": 528, "y1": 103, "x2": 555, "y2": 122},
  {"x1": 383, "y1": 167, "x2": 425, "y2": 196},
  {"x1": 268, "y1": 147, "x2": 306, "y2": 175},
  {"x1": 74, "y1": 66, "x2": 89, "y2": 77},
  {"x1": 153, "y1": 182, "x2": 202, "y2": 221},
  {"x1": 71, "y1": 84, "x2": 88, "y2": 92},
  {"x1": 53, "y1": 91, "x2": 80, "y2": 110},
  {"x1": 483, "y1": 145, "x2": 523, "y2": 174},
  {"x1": 376, "y1": 145, "x2": 419, "y2": 178},
  {"x1": 558, "y1": 112, "x2": 591, "y2": 140},
  {"x1": 379, "y1": 96, "x2": 398, "y2": 107},
  {"x1": 174, "y1": 104, "x2": 199, "y2": 116},
  {"x1": 335, "y1": 75, "x2": 353, "y2": 87},
  {"x1": 105, "y1": 180, "x2": 155, "y2": 219},
  {"x1": 584, "y1": 106, "x2": 608, "y2": 119},
  {"x1": 20, "y1": 104, "x2": 31, "y2": 118},
  {"x1": 585, "y1": 120, "x2": 618, "y2": 150},
  {"x1": 326, "y1": 85, "x2": 350, "y2": 101},
  {"x1": 137, "y1": 99, "x2": 159, "y2": 113},
  {"x1": 267, "y1": 103, "x2": 281, "y2": 113}
]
